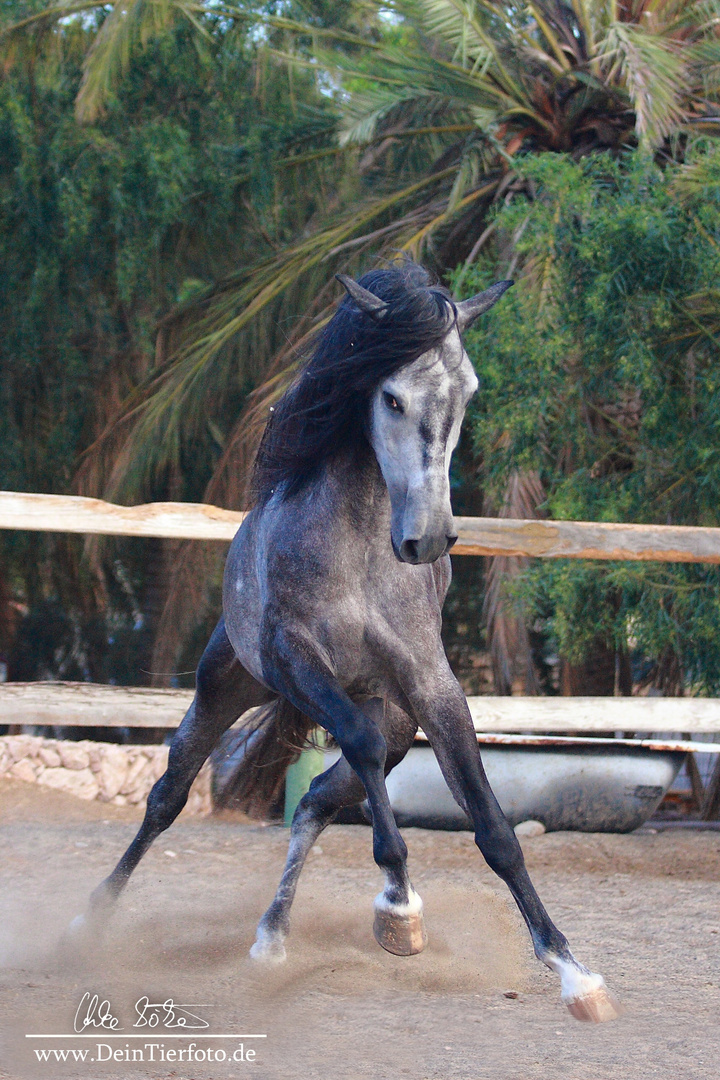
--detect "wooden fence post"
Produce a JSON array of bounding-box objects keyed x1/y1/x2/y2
[{"x1": 702, "y1": 757, "x2": 720, "y2": 820}]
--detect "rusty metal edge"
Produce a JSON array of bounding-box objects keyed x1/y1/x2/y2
[{"x1": 412, "y1": 731, "x2": 719, "y2": 753}]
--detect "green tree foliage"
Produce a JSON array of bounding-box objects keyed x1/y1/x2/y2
[
  {"x1": 0, "y1": 1, "x2": 339, "y2": 680},
  {"x1": 3, "y1": 1, "x2": 720, "y2": 690},
  {"x1": 461, "y1": 146, "x2": 720, "y2": 692},
  {"x1": 12, "y1": 1, "x2": 720, "y2": 505}
]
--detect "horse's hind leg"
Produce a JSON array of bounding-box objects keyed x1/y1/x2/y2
[
  {"x1": 70, "y1": 618, "x2": 271, "y2": 940},
  {"x1": 251, "y1": 700, "x2": 418, "y2": 964},
  {"x1": 413, "y1": 671, "x2": 621, "y2": 1023},
  {"x1": 251, "y1": 755, "x2": 364, "y2": 964}
]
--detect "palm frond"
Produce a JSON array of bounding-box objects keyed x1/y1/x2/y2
[
  {"x1": 597, "y1": 22, "x2": 690, "y2": 147},
  {"x1": 674, "y1": 150, "x2": 720, "y2": 198},
  {"x1": 526, "y1": 2, "x2": 573, "y2": 71},
  {"x1": 568, "y1": 0, "x2": 595, "y2": 51},
  {"x1": 339, "y1": 85, "x2": 436, "y2": 145},
  {"x1": 0, "y1": 0, "x2": 99, "y2": 71},
  {"x1": 665, "y1": 0, "x2": 720, "y2": 35},
  {"x1": 80, "y1": 164, "x2": 460, "y2": 503},
  {"x1": 419, "y1": 0, "x2": 494, "y2": 67},
  {"x1": 687, "y1": 39, "x2": 720, "y2": 99},
  {"x1": 74, "y1": 0, "x2": 183, "y2": 122}
]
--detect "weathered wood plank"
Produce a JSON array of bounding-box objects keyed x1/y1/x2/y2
[
  {"x1": 2, "y1": 492, "x2": 720, "y2": 562},
  {"x1": 0, "y1": 491, "x2": 244, "y2": 541},
  {"x1": 0, "y1": 682, "x2": 193, "y2": 728},
  {"x1": 453, "y1": 516, "x2": 720, "y2": 563},
  {"x1": 466, "y1": 695, "x2": 720, "y2": 733},
  {"x1": 3, "y1": 683, "x2": 720, "y2": 734}
]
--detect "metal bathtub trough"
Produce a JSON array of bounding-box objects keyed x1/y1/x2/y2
[{"x1": 331, "y1": 734, "x2": 709, "y2": 833}]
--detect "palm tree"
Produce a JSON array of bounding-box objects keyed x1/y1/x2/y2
[
  {"x1": 0, "y1": 0, "x2": 350, "y2": 680},
  {"x1": 327, "y1": 0, "x2": 720, "y2": 695},
  {"x1": 53, "y1": 0, "x2": 720, "y2": 497},
  {"x1": 5, "y1": 1, "x2": 720, "y2": 679},
  {"x1": 69, "y1": 0, "x2": 720, "y2": 482}
]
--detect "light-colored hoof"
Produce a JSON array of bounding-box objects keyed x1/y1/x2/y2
[
  {"x1": 63, "y1": 912, "x2": 100, "y2": 947},
  {"x1": 249, "y1": 932, "x2": 287, "y2": 965},
  {"x1": 66, "y1": 913, "x2": 89, "y2": 939},
  {"x1": 566, "y1": 984, "x2": 623, "y2": 1023},
  {"x1": 373, "y1": 906, "x2": 427, "y2": 956},
  {"x1": 58, "y1": 913, "x2": 102, "y2": 965}
]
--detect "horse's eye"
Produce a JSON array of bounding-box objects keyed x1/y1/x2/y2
[{"x1": 383, "y1": 391, "x2": 403, "y2": 414}]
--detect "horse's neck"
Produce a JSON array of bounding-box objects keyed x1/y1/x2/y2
[{"x1": 319, "y1": 445, "x2": 390, "y2": 528}]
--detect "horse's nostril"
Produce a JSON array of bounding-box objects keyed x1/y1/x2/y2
[
  {"x1": 400, "y1": 538, "x2": 419, "y2": 563},
  {"x1": 445, "y1": 534, "x2": 458, "y2": 553}
]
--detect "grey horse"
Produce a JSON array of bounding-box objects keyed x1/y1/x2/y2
[{"x1": 71, "y1": 261, "x2": 620, "y2": 1023}]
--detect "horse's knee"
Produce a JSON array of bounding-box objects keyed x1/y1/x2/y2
[{"x1": 474, "y1": 822, "x2": 525, "y2": 881}]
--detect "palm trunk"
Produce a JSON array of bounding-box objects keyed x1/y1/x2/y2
[{"x1": 483, "y1": 469, "x2": 545, "y2": 695}]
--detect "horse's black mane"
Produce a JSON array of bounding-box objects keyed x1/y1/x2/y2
[{"x1": 252, "y1": 261, "x2": 454, "y2": 504}]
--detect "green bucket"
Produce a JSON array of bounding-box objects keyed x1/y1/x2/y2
[{"x1": 284, "y1": 730, "x2": 327, "y2": 826}]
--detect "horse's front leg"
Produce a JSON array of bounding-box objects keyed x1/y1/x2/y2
[
  {"x1": 67, "y1": 619, "x2": 271, "y2": 947},
  {"x1": 262, "y1": 629, "x2": 426, "y2": 958},
  {"x1": 411, "y1": 668, "x2": 622, "y2": 1023},
  {"x1": 251, "y1": 700, "x2": 418, "y2": 963}
]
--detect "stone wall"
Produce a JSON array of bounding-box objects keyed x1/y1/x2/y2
[{"x1": 0, "y1": 735, "x2": 211, "y2": 815}]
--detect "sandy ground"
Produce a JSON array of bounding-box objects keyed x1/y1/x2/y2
[{"x1": 0, "y1": 778, "x2": 719, "y2": 1080}]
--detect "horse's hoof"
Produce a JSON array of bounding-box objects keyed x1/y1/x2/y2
[
  {"x1": 249, "y1": 930, "x2": 287, "y2": 965},
  {"x1": 565, "y1": 984, "x2": 623, "y2": 1023},
  {"x1": 373, "y1": 905, "x2": 427, "y2": 956},
  {"x1": 63, "y1": 913, "x2": 100, "y2": 946},
  {"x1": 58, "y1": 913, "x2": 101, "y2": 963},
  {"x1": 66, "y1": 913, "x2": 89, "y2": 939}
]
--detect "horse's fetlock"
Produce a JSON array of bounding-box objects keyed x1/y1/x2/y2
[
  {"x1": 88, "y1": 879, "x2": 117, "y2": 912},
  {"x1": 533, "y1": 930, "x2": 571, "y2": 966},
  {"x1": 373, "y1": 836, "x2": 407, "y2": 874},
  {"x1": 250, "y1": 924, "x2": 287, "y2": 965}
]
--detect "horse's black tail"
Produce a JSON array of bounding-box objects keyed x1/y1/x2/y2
[{"x1": 210, "y1": 699, "x2": 314, "y2": 818}]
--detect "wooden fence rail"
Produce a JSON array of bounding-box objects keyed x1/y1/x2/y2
[
  {"x1": 3, "y1": 490, "x2": 720, "y2": 562},
  {"x1": 3, "y1": 490, "x2": 720, "y2": 817},
  {"x1": 2, "y1": 682, "x2": 720, "y2": 739}
]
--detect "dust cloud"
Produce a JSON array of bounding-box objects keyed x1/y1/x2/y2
[{"x1": 0, "y1": 780, "x2": 528, "y2": 1080}]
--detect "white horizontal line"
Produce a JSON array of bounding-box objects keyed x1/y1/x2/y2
[{"x1": 25, "y1": 1034, "x2": 266, "y2": 1039}]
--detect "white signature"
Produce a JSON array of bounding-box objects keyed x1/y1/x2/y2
[
  {"x1": 134, "y1": 996, "x2": 209, "y2": 1029},
  {"x1": 73, "y1": 994, "x2": 121, "y2": 1033},
  {"x1": 73, "y1": 993, "x2": 210, "y2": 1033}
]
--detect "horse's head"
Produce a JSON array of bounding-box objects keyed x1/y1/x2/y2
[{"x1": 338, "y1": 276, "x2": 512, "y2": 564}]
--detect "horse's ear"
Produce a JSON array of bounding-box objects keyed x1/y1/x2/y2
[
  {"x1": 455, "y1": 280, "x2": 513, "y2": 331},
  {"x1": 335, "y1": 274, "x2": 388, "y2": 320}
]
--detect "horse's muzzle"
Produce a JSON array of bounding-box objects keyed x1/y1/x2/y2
[{"x1": 397, "y1": 533, "x2": 457, "y2": 564}]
